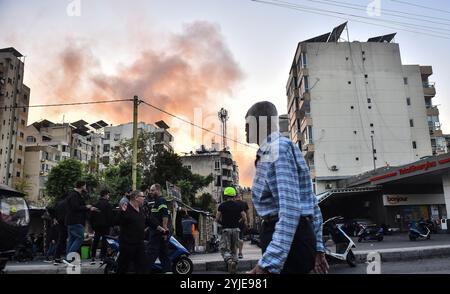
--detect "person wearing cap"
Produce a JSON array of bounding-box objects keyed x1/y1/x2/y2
[
  {"x1": 245, "y1": 101, "x2": 329, "y2": 275},
  {"x1": 216, "y1": 187, "x2": 247, "y2": 274}
]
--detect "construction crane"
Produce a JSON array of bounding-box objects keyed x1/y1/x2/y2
[{"x1": 218, "y1": 108, "x2": 229, "y2": 150}]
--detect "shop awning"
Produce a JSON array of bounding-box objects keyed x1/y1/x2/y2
[{"x1": 317, "y1": 186, "x2": 381, "y2": 204}]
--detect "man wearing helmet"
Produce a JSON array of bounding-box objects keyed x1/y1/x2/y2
[{"x1": 216, "y1": 186, "x2": 247, "y2": 274}]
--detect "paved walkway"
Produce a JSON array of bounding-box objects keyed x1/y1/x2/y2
[{"x1": 5, "y1": 233, "x2": 450, "y2": 273}]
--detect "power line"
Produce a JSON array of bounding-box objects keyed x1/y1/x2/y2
[
  {"x1": 307, "y1": 0, "x2": 450, "y2": 28},
  {"x1": 139, "y1": 100, "x2": 258, "y2": 150},
  {"x1": 251, "y1": 0, "x2": 450, "y2": 40},
  {"x1": 390, "y1": 0, "x2": 450, "y2": 15},
  {"x1": 323, "y1": 0, "x2": 450, "y2": 23},
  {"x1": 268, "y1": 0, "x2": 450, "y2": 36},
  {"x1": 6, "y1": 99, "x2": 133, "y2": 109}
]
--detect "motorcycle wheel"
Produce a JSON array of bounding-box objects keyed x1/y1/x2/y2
[
  {"x1": 173, "y1": 256, "x2": 194, "y2": 275},
  {"x1": 103, "y1": 261, "x2": 118, "y2": 274},
  {"x1": 346, "y1": 250, "x2": 357, "y2": 268}
]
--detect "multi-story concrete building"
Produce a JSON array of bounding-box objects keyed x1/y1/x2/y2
[
  {"x1": 286, "y1": 24, "x2": 445, "y2": 194},
  {"x1": 102, "y1": 121, "x2": 173, "y2": 165},
  {"x1": 181, "y1": 144, "x2": 239, "y2": 203},
  {"x1": 0, "y1": 47, "x2": 30, "y2": 187},
  {"x1": 23, "y1": 119, "x2": 107, "y2": 202}
]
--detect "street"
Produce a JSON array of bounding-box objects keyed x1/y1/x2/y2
[{"x1": 193, "y1": 257, "x2": 450, "y2": 274}]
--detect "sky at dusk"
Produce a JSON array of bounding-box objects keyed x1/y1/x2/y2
[{"x1": 1, "y1": 0, "x2": 449, "y2": 187}]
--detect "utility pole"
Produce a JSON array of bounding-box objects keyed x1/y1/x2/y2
[
  {"x1": 132, "y1": 95, "x2": 139, "y2": 190},
  {"x1": 371, "y1": 135, "x2": 376, "y2": 171}
]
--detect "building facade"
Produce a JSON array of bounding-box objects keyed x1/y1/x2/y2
[
  {"x1": 102, "y1": 121, "x2": 173, "y2": 166},
  {"x1": 23, "y1": 119, "x2": 107, "y2": 203},
  {"x1": 286, "y1": 24, "x2": 445, "y2": 194},
  {"x1": 181, "y1": 144, "x2": 239, "y2": 203},
  {"x1": 0, "y1": 48, "x2": 30, "y2": 187}
]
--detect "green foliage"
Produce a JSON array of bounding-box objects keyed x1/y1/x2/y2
[{"x1": 45, "y1": 159, "x2": 84, "y2": 205}]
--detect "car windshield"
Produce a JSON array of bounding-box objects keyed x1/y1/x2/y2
[{"x1": 0, "y1": 196, "x2": 30, "y2": 227}]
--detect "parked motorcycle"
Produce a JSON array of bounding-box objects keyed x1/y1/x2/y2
[
  {"x1": 323, "y1": 216, "x2": 357, "y2": 267},
  {"x1": 207, "y1": 235, "x2": 220, "y2": 253},
  {"x1": 409, "y1": 221, "x2": 431, "y2": 241},
  {"x1": 101, "y1": 235, "x2": 194, "y2": 274},
  {"x1": 357, "y1": 225, "x2": 384, "y2": 242}
]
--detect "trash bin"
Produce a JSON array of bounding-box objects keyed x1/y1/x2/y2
[{"x1": 81, "y1": 246, "x2": 90, "y2": 260}]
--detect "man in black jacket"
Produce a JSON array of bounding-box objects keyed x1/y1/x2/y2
[
  {"x1": 117, "y1": 190, "x2": 147, "y2": 274},
  {"x1": 90, "y1": 189, "x2": 113, "y2": 264},
  {"x1": 65, "y1": 181, "x2": 98, "y2": 257},
  {"x1": 53, "y1": 197, "x2": 68, "y2": 264}
]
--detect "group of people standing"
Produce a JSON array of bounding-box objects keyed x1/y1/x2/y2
[{"x1": 46, "y1": 182, "x2": 175, "y2": 274}]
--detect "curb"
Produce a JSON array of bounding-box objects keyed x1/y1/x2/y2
[{"x1": 354, "y1": 245, "x2": 450, "y2": 263}]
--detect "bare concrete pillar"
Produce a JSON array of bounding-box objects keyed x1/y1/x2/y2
[{"x1": 443, "y1": 173, "x2": 450, "y2": 219}]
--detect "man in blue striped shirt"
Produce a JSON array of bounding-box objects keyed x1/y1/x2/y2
[{"x1": 245, "y1": 101, "x2": 329, "y2": 274}]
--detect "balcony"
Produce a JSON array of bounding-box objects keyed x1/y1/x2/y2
[
  {"x1": 420, "y1": 66, "x2": 433, "y2": 77},
  {"x1": 423, "y1": 82, "x2": 436, "y2": 97},
  {"x1": 300, "y1": 114, "x2": 313, "y2": 132},
  {"x1": 430, "y1": 129, "x2": 443, "y2": 137},
  {"x1": 302, "y1": 139, "x2": 315, "y2": 158},
  {"x1": 426, "y1": 106, "x2": 439, "y2": 116}
]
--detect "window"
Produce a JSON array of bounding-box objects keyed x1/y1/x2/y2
[
  {"x1": 365, "y1": 74, "x2": 368, "y2": 78},
  {"x1": 350, "y1": 106, "x2": 354, "y2": 109},
  {"x1": 17, "y1": 158, "x2": 21, "y2": 164},
  {"x1": 348, "y1": 81, "x2": 352, "y2": 85},
  {"x1": 412, "y1": 141, "x2": 417, "y2": 149},
  {"x1": 301, "y1": 52, "x2": 308, "y2": 68},
  {"x1": 214, "y1": 160, "x2": 220, "y2": 170},
  {"x1": 20, "y1": 132, "x2": 24, "y2": 138},
  {"x1": 356, "y1": 157, "x2": 359, "y2": 161},
  {"x1": 104, "y1": 132, "x2": 111, "y2": 140},
  {"x1": 21, "y1": 119, "x2": 25, "y2": 126},
  {"x1": 303, "y1": 76, "x2": 309, "y2": 92},
  {"x1": 186, "y1": 165, "x2": 192, "y2": 170},
  {"x1": 16, "y1": 172, "x2": 20, "y2": 177},
  {"x1": 410, "y1": 119, "x2": 414, "y2": 127},
  {"x1": 354, "y1": 131, "x2": 357, "y2": 134},
  {"x1": 370, "y1": 123, "x2": 374, "y2": 127},
  {"x1": 406, "y1": 97, "x2": 411, "y2": 106},
  {"x1": 368, "y1": 106, "x2": 372, "y2": 109},
  {"x1": 404, "y1": 77, "x2": 408, "y2": 85},
  {"x1": 367, "y1": 98, "x2": 371, "y2": 103},
  {"x1": 103, "y1": 144, "x2": 110, "y2": 152},
  {"x1": 26, "y1": 136, "x2": 36, "y2": 143},
  {"x1": 18, "y1": 145, "x2": 22, "y2": 151},
  {"x1": 23, "y1": 108, "x2": 26, "y2": 113}
]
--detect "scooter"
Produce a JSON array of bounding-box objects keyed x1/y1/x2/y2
[
  {"x1": 207, "y1": 235, "x2": 220, "y2": 253},
  {"x1": 409, "y1": 221, "x2": 431, "y2": 241},
  {"x1": 102, "y1": 235, "x2": 194, "y2": 274},
  {"x1": 323, "y1": 216, "x2": 357, "y2": 267},
  {"x1": 357, "y1": 225, "x2": 384, "y2": 242}
]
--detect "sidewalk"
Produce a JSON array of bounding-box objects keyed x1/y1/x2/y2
[{"x1": 5, "y1": 233, "x2": 450, "y2": 273}]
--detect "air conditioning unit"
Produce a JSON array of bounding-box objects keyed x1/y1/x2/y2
[{"x1": 331, "y1": 165, "x2": 339, "y2": 171}]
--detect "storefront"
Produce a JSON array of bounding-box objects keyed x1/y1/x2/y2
[
  {"x1": 382, "y1": 194, "x2": 446, "y2": 230},
  {"x1": 318, "y1": 153, "x2": 450, "y2": 232}
]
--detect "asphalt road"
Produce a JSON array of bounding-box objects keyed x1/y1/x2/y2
[{"x1": 194, "y1": 257, "x2": 450, "y2": 274}]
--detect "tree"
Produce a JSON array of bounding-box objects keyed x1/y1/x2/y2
[
  {"x1": 45, "y1": 159, "x2": 84, "y2": 205},
  {"x1": 111, "y1": 131, "x2": 156, "y2": 170},
  {"x1": 102, "y1": 160, "x2": 143, "y2": 204},
  {"x1": 15, "y1": 178, "x2": 31, "y2": 197},
  {"x1": 195, "y1": 192, "x2": 216, "y2": 213}
]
